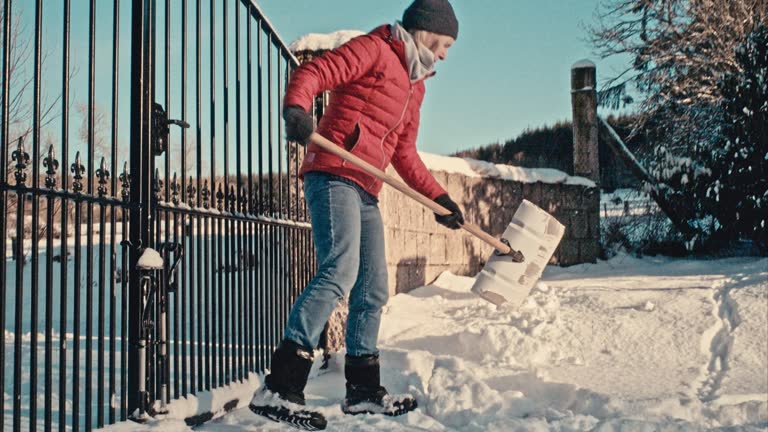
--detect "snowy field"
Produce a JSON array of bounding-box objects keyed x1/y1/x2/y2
[{"x1": 99, "y1": 253, "x2": 768, "y2": 431}]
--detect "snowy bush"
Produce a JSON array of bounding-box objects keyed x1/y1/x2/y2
[{"x1": 711, "y1": 24, "x2": 768, "y2": 251}]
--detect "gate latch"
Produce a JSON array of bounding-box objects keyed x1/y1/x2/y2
[{"x1": 152, "y1": 102, "x2": 190, "y2": 156}]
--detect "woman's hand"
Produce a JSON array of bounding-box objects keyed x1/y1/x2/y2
[
  {"x1": 433, "y1": 194, "x2": 464, "y2": 229},
  {"x1": 283, "y1": 105, "x2": 314, "y2": 146}
]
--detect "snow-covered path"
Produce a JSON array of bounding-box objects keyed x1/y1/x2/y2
[{"x1": 101, "y1": 254, "x2": 768, "y2": 431}]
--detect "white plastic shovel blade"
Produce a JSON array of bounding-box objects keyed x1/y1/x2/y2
[{"x1": 471, "y1": 199, "x2": 565, "y2": 307}]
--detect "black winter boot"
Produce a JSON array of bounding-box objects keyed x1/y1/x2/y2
[
  {"x1": 250, "y1": 340, "x2": 327, "y2": 430},
  {"x1": 341, "y1": 354, "x2": 417, "y2": 416},
  {"x1": 263, "y1": 339, "x2": 314, "y2": 404}
]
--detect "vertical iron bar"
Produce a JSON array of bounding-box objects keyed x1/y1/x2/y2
[
  {"x1": 266, "y1": 38, "x2": 274, "y2": 357},
  {"x1": 203, "y1": 214, "x2": 210, "y2": 390},
  {"x1": 128, "y1": 0, "x2": 153, "y2": 417},
  {"x1": 194, "y1": 0, "x2": 203, "y2": 395},
  {"x1": 179, "y1": 0, "x2": 188, "y2": 398},
  {"x1": 120, "y1": 200, "x2": 129, "y2": 421},
  {"x1": 222, "y1": 0, "x2": 232, "y2": 385},
  {"x1": 256, "y1": 18, "x2": 265, "y2": 371},
  {"x1": 257, "y1": 20, "x2": 263, "y2": 217},
  {"x1": 109, "y1": 0, "x2": 121, "y2": 424},
  {"x1": 245, "y1": 4, "x2": 254, "y2": 374},
  {"x1": 86, "y1": 1, "x2": 98, "y2": 429},
  {"x1": 163, "y1": 0, "x2": 174, "y2": 406},
  {"x1": 277, "y1": 54, "x2": 282, "y2": 220},
  {"x1": 183, "y1": 209, "x2": 192, "y2": 397},
  {"x1": 59, "y1": 1, "x2": 71, "y2": 428},
  {"x1": 13, "y1": 184, "x2": 26, "y2": 432},
  {"x1": 210, "y1": 209, "x2": 219, "y2": 388},
  {"x1": 44, "y1": 183, "x2": 55, "y2": 432},
  {"x1": 29, "y1": 1, "x2": 44, "y2": 430},
  {"x1": 0, "y1": 0, "x2": 9, "y2": 428},
  {"x1": 277, "y1": 53, "x2": 286, "y2": 341},
  {"x1": 217, "y1": 213, "x2": 224, "y2": 385},
  {"x1": 171, "y1": 205, "x2": 179, "y2": 399},
  {"x1": 291, "y1": 61, "x2": 299, "y2": 224},
  {"x1": 212, "y1": 209, "x2": 218, "y2": 390},
  {"x1": 239, "y1": 215, "x2": 244, "y2": 380},
  {"x1": 209, "y1": 0, "x2": 218, "y2": 388},
  {"x1": 235, "y1": 0, "x2": 244, "y2": 381},
  {"x1": 259, "y1": 222, "x2": 265, "y2": 369},
  {"x1": 149, "y1": 0, "x2": 159, "y2": 409},
  {"x1": 98, "y1": 171, "x2": 107, "y2": 428},
  {"x1": 73, "y1": 191, "x2": 82, "y2": 431}
]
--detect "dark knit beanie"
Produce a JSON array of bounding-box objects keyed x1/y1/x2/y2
[{"x1": 402, "y1": 0, "x2": 459, "y2": 40}]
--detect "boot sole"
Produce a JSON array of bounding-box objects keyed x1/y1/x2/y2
[
  {"x1": 341, "y1": 399, "x2": 418, "y2": 417},
  {"x1": 250, "y1": 403, "x2": 327, "y2": 430}
]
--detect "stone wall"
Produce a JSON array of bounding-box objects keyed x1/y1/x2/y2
[{"x1": 379, "y1": 167, "x2": 600, "y2": 295}]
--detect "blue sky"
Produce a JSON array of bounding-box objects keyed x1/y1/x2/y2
[{"x1": 258, "y1": 0, "x2": 629, "y2": 154}]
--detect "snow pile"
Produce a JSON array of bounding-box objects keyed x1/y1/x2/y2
[
  {"x1": 98, "y1": 254, "x2": 767, "y2": 431},
  {"x1": 289, "y1": 30, "x2": 365, "y2": 53},
  {"x1": 136, "y1": 247, "x2": 164, "y2": 269},
  {"x1": 419, "y1": 152, "x2": 597, "y2": 187}
]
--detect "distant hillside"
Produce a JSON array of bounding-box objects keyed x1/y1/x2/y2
[{"x1": 452, "y1": 115, "x2": 647, "y2": 191}]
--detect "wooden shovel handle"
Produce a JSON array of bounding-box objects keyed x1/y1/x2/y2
[{"x1": 309, "y1": 132, "x2": 521, "y2": 258}]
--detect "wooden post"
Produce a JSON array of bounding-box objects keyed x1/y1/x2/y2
[{"x1": 571, "y1": 60, "x2": 599, "y2": 184}]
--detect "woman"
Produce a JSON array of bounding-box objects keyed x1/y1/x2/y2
[{"x1": 251, "y1": 0, "x2": 463, "y2": 427}]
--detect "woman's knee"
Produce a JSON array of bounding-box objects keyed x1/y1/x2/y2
[
  {"x1": 314, "y1": 260, "x2": 360, "y2": 297},
  {"x1": 350, "y1": 270, "x2": 389, "y2": 310}
]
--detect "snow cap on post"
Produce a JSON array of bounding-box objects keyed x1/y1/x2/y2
[{"x1": 402, "y1": 0, "x2": 459, "y2": 40}]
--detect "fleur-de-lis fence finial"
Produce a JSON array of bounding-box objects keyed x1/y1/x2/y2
[
  {"x1": 96, "y1": 157, "x2": 110, "y2": 197},
  {"x1": 201, "y1": 179, "x2": 210, "y2": 209},
  {"x1": 119, "y1": 162, "x2": 131, "y2": 202},
  {"x1": 12, "y1": 136, "x2": 30, "y2": 186},
  {"x1": 250, "y1": 189, "x2": 258, "y2": 215},
  {"x1": 216, "y1": 183, "x2": 224, "y2": 211},
  {"x1": 170, "y1": 172, "x2": 180, "y2": 205},
  {"x1": 239, "y1": 186, "x2": 248, "y2": 214},
  {"x1": 43, "y1": 145, "x2": 59, "y2": 189},
  {"x1": 228, "y1": 185, "x2": 236, "y2": 213},
  {"x1": 71, "y1": 151, "x2": 85, "y2": 193},
  {"x1": 153, "y1": 168, "x2": 163, "y2": 201},
  {"x1": 186, "y1": 176, "x2": 196, "y2": 206}
]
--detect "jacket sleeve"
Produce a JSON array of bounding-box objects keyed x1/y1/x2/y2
[
  {"x1": 283, "y1": 35, "x2": 381, "y2": 112},
  {"x1": 391, "y1": 107, "x2": 448, "y2": 200}
]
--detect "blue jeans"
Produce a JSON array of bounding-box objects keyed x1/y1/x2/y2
[{"x1": 283, "y1": 172, "x2": 389, "y2": 357}]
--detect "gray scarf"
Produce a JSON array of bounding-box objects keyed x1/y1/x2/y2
[{"x1": 391, "y1": 21, "x2": 435, "y2": 83}]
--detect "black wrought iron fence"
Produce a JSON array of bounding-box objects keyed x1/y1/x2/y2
[{"x1": 1, "y1": 0, "x2": 315, "y2": 431}]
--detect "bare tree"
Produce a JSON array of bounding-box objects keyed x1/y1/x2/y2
[
  {"x1": 2, "y1": 4, "x2": 76, "y2": 255},
  {"x1": 591, "y1": 0, "x2": 766, "y2": 113},
  {"x1": 76, "y1": 102, "x2": 113, "y2": 157}
]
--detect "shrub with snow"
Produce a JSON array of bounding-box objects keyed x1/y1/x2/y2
[{"x1": 712, "y1": 24, "x2": 768, "y2": 251}]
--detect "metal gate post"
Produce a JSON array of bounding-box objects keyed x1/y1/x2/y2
[{"x1": 128, "y1": 0, "x2": 154, "y2": 416}]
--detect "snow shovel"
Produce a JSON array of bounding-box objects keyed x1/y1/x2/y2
[{"x1": 309, "y1": 132, "x2": 564, "y2": 308}]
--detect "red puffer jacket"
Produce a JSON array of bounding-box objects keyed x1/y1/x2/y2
[{"x1": 284, "y1": 24, "x2": 447, "y2": 200}]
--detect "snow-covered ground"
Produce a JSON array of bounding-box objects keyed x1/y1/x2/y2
[{"x1": 99, "y1": 253, "x2": 768, "y2": 431}]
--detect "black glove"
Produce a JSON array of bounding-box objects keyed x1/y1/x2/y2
[
  {"x1": 283, "y1": 105, "x2": 314, "y2": 146},
  {"x1": 434, "y1": 194, "x2": 464, "y2": 229}
]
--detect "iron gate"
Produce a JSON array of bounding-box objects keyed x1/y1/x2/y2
[{"x1": 1, "y1": 0, "x2": 316, "y2": 430}]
